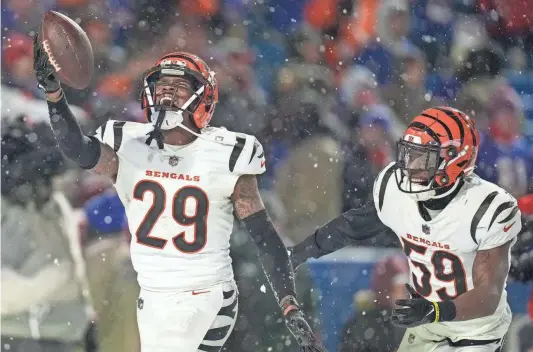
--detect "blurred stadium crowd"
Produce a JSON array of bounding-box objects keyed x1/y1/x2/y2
[{"x1": 2, "y1": 0, "x2": 533, "y2": 351}]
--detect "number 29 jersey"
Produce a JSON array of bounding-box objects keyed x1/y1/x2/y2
[
  {"x1": 373, "y1": 162, "x2": 522, "y2": 340},
  {"x1": 94, "y1": 121, "x2": 266, "y2": 291}
]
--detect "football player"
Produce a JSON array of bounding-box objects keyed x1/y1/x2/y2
[
  {"x1": 290, "y1": 107, "x2": 522, "y2": 351},
  {"x1": 33, "y1": 36, "x2": 325, "y2": 352}
]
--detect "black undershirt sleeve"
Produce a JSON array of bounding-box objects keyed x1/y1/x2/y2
[
  {"x1": 47, "y1": 94, "x2": 101, "y2": 169},
  {"x1": 290, "y1": 201, "x2": 393, "y2": 268},
  {"x1": 241, "y1": 209, "x2": 296, "y2": 302}
]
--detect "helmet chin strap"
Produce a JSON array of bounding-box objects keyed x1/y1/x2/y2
[
  {"x1": 146, "y1": 85, "x2": 234, "y2": 148},
  {"x1": 424, "y1": 145, "x2": 471, "y2": 200},
  {"x1": 404, "y1": 172, "x2": 463, "y2": 202},
  {"x1": 431, "y1": 178, "x2": 462, "y2": 199},
  {"x1": 405, "y1": 183, "x2": 436, "y2": 201},
  {"x1": 152, "y1": 85, "x2": 205, "y2": 131}
]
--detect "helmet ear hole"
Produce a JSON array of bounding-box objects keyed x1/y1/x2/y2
[
  {"x1": 437, "y1": 174, "x2": 449, "y2": 185},
  {"x1": 446, "y1": 147, "x2": 458, "y2": 159}
]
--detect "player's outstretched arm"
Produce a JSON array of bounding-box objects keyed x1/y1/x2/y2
[
  {"x1": 232, "y1": 175, "x2": 326, "y2": 351},
  {"x1": 34, "y1": 34, "x2": 118, "y2": 179},
  {"x1": 450, "y1": 240, "x2": 512, "y2": 321},
  {"x1": 290, "y1": 201, "x2": 392, "y2": 269}
]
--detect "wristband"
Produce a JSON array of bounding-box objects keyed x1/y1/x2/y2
[
  {"x1": 432, "y1": 301, "x2": 440, "y2": 322},
  {"x1": 280, "y1": 295, "x2": 299, "y2": 316},
  {"x1": 435, "y1": 300, "x2": 457, "y2": 322}
]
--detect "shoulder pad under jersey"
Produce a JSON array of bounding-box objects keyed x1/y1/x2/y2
[
  {"x1": 93, "y1": 120, "x2": 151, "y2": 154},
  {"x1": 468, "y1": 179, "x2": 522, "y2": 250},
  {"x1": 202, "y1": 127, "x2": 266, "y2": 176},
  {"x1": 372, "y1": 162, "x2": 397, "y2": 220}
]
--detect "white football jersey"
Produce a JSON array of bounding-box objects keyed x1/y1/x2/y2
[
  {"x1": 373, "y1": 162, "x2": 522, "y2": 340},
  {"x1": 94, "y1": 121, "x2": 266, "y2": 291}
]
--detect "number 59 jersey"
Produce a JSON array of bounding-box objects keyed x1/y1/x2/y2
[
  {"x1": 373, "y1": 162, "x2": 522, "y2": 340},
  {"x1": 94, "y1": 121, "x2": 266, "y2": 291}
]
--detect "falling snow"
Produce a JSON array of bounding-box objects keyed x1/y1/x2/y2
[{"x1": 1, "y1": 0, "x2": 533, "y2": 351}]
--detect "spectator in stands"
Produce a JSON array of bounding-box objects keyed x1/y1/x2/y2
[
  {"x1": 82, "y1": 191, "x2": 139, "y2": 352},
  {"x1": 476, "y1": 84, "x2": 533, "y2": 198},
  {"x1": 303, "y1": 0, "x2": 379, "y2": 70},
  {"x1": 339, "y1": 254, "x2": 408, "y2": 352},
  {"x1": 2, "y1": 32, "x2": 41, "y2": 97},
  {"x1": 340, "y1": 65, "x2": 404, "y2": 138},
  {"x1": 381, "y1": 48, "x2": 445, "y2": 125},
  {"x1": 340, "y1": 106, "x2": 395, "y2": 212},
  {"x1": 89, "y1": 73, "x2": 139, "y2": 127},
  {"x1": 273, "y1": 103, "x2": 344, "y2": 244},
  {"x1": 1, "y1": 0, "x2": 48, "y2": 34},
  {"x1": 479, "y1": 0, "x2": 533, "y2": 51},
  {"x1": 275, "y1": 24, "x2": 333, "y2": 108},
  {"x1": 84, "y1": 20, "x2": 126, "y2": 79},
  {"x1": 409, "y1": 0, "x2": 455, "y2": 68},
  {"x1": 1, "y1": 117, "x2": 97, "y2": 352},
  {"x1": 454, "y1": 43, "x2": 506, "y2": 127},
  {"x1": 357, "y1": 107, "x2": 396, "y2": 176},
  {"x1": 355, "y1": 0, "x2": 416, "y2": 85},
  {"x1": 211, "y1": 36, "x2": 267, "y2": 134}
]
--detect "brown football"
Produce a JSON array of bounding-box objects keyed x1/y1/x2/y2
[{"x1": 40, "y1": 11, "x2": 94, "y2": 89}]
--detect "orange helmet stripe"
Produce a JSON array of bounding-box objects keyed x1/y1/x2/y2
[
  {"x1": 157, "y1": 52, "x2": 202, "y2": 71},
  {"x1": 434, "y1": 107, "x2": 465, "y2": 144},
  {"x1": 419, "y1": 113, "x2": 453, "y2": 141},
  {"x1": 455, "y1": 110, "x2": 478, "y2": 147},
  {"x1": 400, "y1": 106, "x2": 480, "y2": 189},
  {"x1": 407, "y1": 121, "x2": 441, "y2": 143}
]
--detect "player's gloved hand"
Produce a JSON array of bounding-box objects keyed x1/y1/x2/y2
[
  {"x1": 281, "y1": 296, "x2": 327, "y2": 352},
  {"x1": 391, "y1": 284, "x2": 444, "y2": 328},
  {"x1": 33, "y1": 33, "x2": 61, "y2": 93}
]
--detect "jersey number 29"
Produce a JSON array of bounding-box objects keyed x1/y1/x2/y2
[{"x1": 133, "y1": 180, "x2": 209, "y2": 253}]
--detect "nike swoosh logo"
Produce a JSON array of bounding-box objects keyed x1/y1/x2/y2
[
  {"x1": 257, "y1": 151, "x2": 264, "y2": 158},
  {"x1": 503, "y1": 222, "x2": 515, "y2": 232},
  {"x1": 192, "y1": 290, "x2": 210, "y2": 296}
]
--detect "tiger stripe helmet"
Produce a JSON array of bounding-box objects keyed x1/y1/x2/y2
[
  {"x1": 140, "y1": 52, "x2": 218, "y2": 129},
  {"x1": 395, "y1": 106, "x2": 480, "y2": 200}
]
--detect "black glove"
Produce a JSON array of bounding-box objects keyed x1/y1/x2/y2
[
  {"x1": 391, "y1": 284, "x2": 443, "y2": 328},
  {"x1": 281, "y1": 296, "x2": 327, "y2": 352},
  {"x1": 33, "y1": 33, "x2": 61, "y2": 93}
]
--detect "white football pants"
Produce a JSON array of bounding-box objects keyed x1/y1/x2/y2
[
  {"x1": 136, "y1": 280, "x2": 238, "y2": 352},
  {"x1": 398, "y1": 327, "x2": 504, "y2": 352}
]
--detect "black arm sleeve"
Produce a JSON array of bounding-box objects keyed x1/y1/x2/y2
[
  {"x1": 47, "y1": 94, "x2": 101, "y2": 169},
  {"x1": 241, "y1": 210, "x2": 296, "y2": 303},
  {"x1": 290, "y1": 201, "x2": 393, "y2": 268}
]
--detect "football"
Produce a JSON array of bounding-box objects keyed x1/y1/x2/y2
[{"x1": 40, "y1": 11, "x2": 94, "y2": 90}]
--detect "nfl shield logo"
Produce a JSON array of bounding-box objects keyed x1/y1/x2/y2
[
  {"x1": 168, "y1": 156, "x2": 180, "y2": 167},
  {"x1": 422, "y1": 224, "x2": 430, "y2": 235},
  {"x1": 408, "y1": 334, "x2": 416, "y2": 344}
]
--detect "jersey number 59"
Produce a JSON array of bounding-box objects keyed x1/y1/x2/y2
[
  {"x1": 402, "y1": 238, "x2": 468, "y2": 300},
  {"x1": 133, "y1": 180, "x2": 209, "y2": 253}
]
